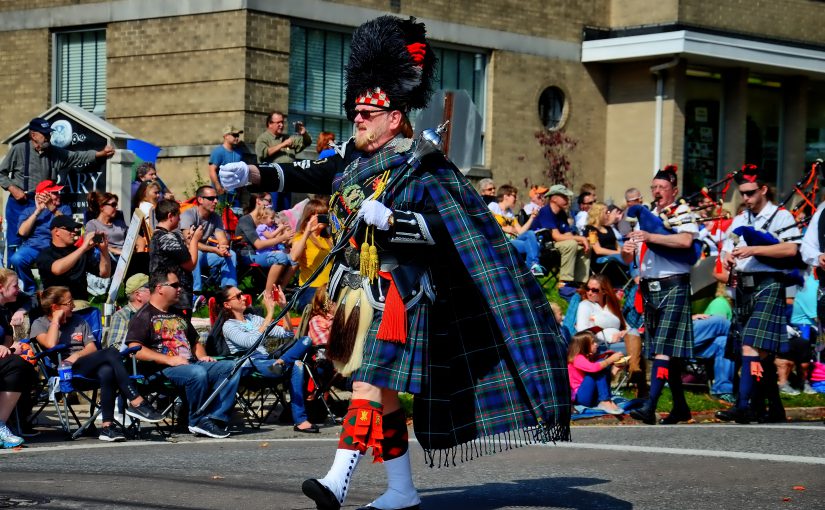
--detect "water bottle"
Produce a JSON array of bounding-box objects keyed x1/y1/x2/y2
[{"x1": 58, "y1": 360, "x2": 73, "y2": 393}]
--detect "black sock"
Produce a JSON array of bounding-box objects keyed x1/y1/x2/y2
[{"x1": 667, "y1": 359, "x2": 689, "y2": 413}]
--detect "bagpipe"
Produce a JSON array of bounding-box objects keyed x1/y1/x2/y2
[
  {"x1": 625, "y1": 204, "x2": 703, "y2": 265},
  {"x1": 728, "y1": 161, "x2": 821, "y2": 270}
]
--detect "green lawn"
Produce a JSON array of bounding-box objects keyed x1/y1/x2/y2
[{"x1": 617, "y1": 387, "x2": 825, "y2": 412}]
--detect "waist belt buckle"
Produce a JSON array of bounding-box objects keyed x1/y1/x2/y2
[
  {"x1": 648, "y1": 281, "x2": 661, "y2": 292},
  {"x1": 741, "y1": 275, "x2": 755, "y2": 288}
]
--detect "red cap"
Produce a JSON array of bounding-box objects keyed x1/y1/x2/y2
[{"x1": 35, "y1": 180, "x2": 63, "y2": 194}]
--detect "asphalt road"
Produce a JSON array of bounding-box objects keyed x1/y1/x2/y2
[{"x1": 1, "y1": 421, "x2": 823, "y2": 509}]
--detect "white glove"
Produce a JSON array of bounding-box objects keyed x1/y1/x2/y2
[
  {"x1": 358, "y1": 199, "x2": 393, "y2": 231},
  {"x1": 219, "y1": 161, "x2": 250, "y2": 191}
]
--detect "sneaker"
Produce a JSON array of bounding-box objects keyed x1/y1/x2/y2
[
  {"x1": 778, "y1": 383, "x2": 800, "y2": 396},
  {"x1": 803, "y1": 381, "x2": 817, "y2": 395},
  {"x1": 126, "y1": 401, "x2": 165, "y2": 423},
  {"x1": 713, "y1": 393, "x2": 736, "y2": 405},
  {"x1": 98, "y1": 425, "x2": 126, "y2": 442},
  {"x1": 192, "y1": 295, "x2": 206, "y2": 311},
  {"x1": 596, "y1": 402, "x2": 624, "y2": 415},
  {"x1": 530, "y1": 264, "x2": 546, "y2": 277},
  {"x1": 188, "y1": 419, "x2": 230, "y2": 439},
  {"x1": 0, "y1": 421, "x2": 24, "y2": 448}
]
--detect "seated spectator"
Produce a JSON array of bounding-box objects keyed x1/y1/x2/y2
[
  {"x1": 533, "y1": 184, "x2": 590, "y2": 286},
  {"x1": 85, "y1": 191, "x2": 135, "y2": 259},
  {"x1": 106, "y1": 274, "x2": 150, "y2": 349},
  {"x1": 149, "y1": 200, "x2": 202, "y2": 314},
  {"x1": 126, "y1": 271, "x2": 241, "y2": 439},
  {"x1": 488, "y1": 184, "x2": 544, "y2": 276},
  {"x1": 567, "y1": 330, "x2": 624, "y2": 414},
  {"x1": 36, "y1": 216, "x2": 111, "y2": 306},
  {"x1": 179, "y1": 186, "x2": 238, "y2": 301},
  {"x1": 477, "y1": 178, "x2": 496, "y2": 205},
  {"x1": 255, "y1": 207, "x2": 296, "y2": 295},
  {"x1": 10, "y1": 180, "x2": 72, "y2": 294},
  {"x1": 215, "y1": 286, "x2": 317, "y2": 433},
  {"x1": 32, "y1": 286, "x2": 164, "y2": 441},
  {"x1": 616, "y1": 187, "x2": 643, "y2": 238},
  {"x1": 291, "y1": 199, "x2": 333, "y2": 310},
  {"x1": 131, "y1": 162, "x2": 173, "y2": 203},
  {"x1": 0, "y1": 269, "x2": 36, "y2": 447},
  {"x1": 778, "y1": 274, "x2": 818, "y2": 395},
  {"x1": 522, "y1": 185, "x2": 548, "y2": 217},
  {"x1": 574, "y1": 192, "x2": 594, "y2": 233},
  {"x1": 584, "y1": 202, "x2": 630, "y2": 287},
  {"x1": 133, "y1": 180, "x2": 161, "y2": 228},
  {"x1": 316, "y1": 131, "x2": 337, "y2": 160},
  {"x1": 576, "y1": 275, "x2": 629, "y2": 353},
  {"x1": 691, "y1": 313, "x2": 735, "y2": 403},
  {"x1": 308, "y1": 283, "x2": 334, "y2": 348}
]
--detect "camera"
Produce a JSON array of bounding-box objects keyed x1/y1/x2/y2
[
  {"x1": 293, "y1": 121, "x2": 303, "y2": 132},
  {"x1": 316, "y1": 214, "x2": 329, "y2": 225},
  {"x1": 92, "y1": 233, "x2": 104, "y2": 244}
]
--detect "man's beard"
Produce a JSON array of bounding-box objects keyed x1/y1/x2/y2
[{"x1": 355, "y1": 127, "x2": 378, "y2": 151}]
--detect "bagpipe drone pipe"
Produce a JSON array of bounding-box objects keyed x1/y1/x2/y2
[{"x1": 624, "y1": 204, "x2": 703, "y2": 265}]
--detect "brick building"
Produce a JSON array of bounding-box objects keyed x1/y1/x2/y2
[{"x1": 1, "y1": 0, "x2": 824, "y2": 205}]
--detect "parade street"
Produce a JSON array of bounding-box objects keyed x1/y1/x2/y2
[{"x1": 1, "y1": 422, "x2": 823, "y2": 510}]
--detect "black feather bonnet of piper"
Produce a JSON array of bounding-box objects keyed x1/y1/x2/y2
[
  {"x1": 734, "y1": 163, "x2": 760, "y2": 185},
  {"x1": 345, "y1": 16, "x2": 437, "y2": 115},
  {"x1": 653, "y1": 164, "x2": 679, "y2": 186}
]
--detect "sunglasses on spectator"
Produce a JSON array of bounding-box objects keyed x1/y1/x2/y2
[
  {"x1": 200, "y1": 195, "x2": 219, "y2": 201},
  {"x1": 740, "y1": 188, "x2": 761, "y2": 198},
  {"x1": 228, "y1": 293, "x2": 245, "y2": 302},
  {"x1": 586, "y1": 287, "x2": 601, "y2": 294},
  {"x1": 582, "y1": 201, "x2": 595, "y2": 206},
  {"x1": 103, "y1": 202, "x2": 118, "y2": 207},
  {"x1": 346, "y1": 107, "x2": 392, "y2": 122},
  {"x1": 228, "y1": 132, "x2": 241, "y2": 138},
  {"x1": 160, "y1": 282, "x2": 182, "y2": 289}
]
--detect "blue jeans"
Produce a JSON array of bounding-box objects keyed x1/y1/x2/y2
[
  {"x1": 162, "y1": 360, "x2": 242, "y2": 426},
  {"x1": 510, "y1": 230, "x2": 540, "y2": 267},
  {"x1": 692, "y1": 315, "x2": 735, "y2": 395},
  {"x1": 254, "y1": 250, "x2": 293, "y2": 268},
  {"x1": 575, "y1": 369, "x2": 612, "y2": 407},
  {"x1": 9, "y1": 244, "x2": 42, "y2": 294},
  {"x1": 247, "y1": 336, "x2": 313, "y2": 424},
  {"x1": 4, "y1": 197, "x2": 30, "y2": 262},
  {"x1": 192, "y1": 250, "x2": 238, "y2": 292}
]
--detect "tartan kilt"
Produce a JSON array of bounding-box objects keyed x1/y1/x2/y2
[
  {"x1": 642, "y1": 279, "x2": 694, "y2": 359},
  {"x1": 350, "y1": 301, "x2": 428, "y2": 394},
  {"x1": 735, "y1": 280, "x2": 788, "y2": 353}
]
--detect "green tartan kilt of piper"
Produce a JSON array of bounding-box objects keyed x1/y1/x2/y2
[
  {"x1": 641, "y1": 275, "x2": 694, "y2": 359},
  {"x1": 734, "y1": 274, "x2": 789, "y2": 354}
]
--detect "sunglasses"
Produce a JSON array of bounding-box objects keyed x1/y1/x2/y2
[
  {"x1": 586, "y1": 287, "x2": 601, "y2": 294},
  {"x1": 228, "y1": 132, "x2": 241, "y2": 137},
  {"x1": 160, "y1": 282, "x2": 182, "y2": 289},
  {"x1": 346, "y1": 107, "x2": 392, "y2": 122},
  {"x1": 740, "y1": 188, "x2": 761, "y2": 198},
  {"x1": 228, "y1": 293, "x2": 245, "y2": 302},
  {"x1": 104, "y1": 202, "x2": 118, "y2": 207},
  {"x1": 582, "y1": 201, "x2": 595, "y2": 206},
  {"x1": 200, "y1": 195, "x2": 219, "y2": 201}
]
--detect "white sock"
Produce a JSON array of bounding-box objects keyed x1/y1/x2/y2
[
  {"x1": 318, "y1": 449, "x2": 362, "y2": 505},
  {"x1": 368, "y1": 451, "x2": 420, "y2": 509}
]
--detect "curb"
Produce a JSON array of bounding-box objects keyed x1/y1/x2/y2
[{"x1": 572, "y1": 406, "x2": 825, "y2": 425}]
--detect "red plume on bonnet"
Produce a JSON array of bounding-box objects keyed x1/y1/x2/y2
[
  {"x1": 654, "y1": 164, "x2": 678, "y2": 186},
  {"x1": 734, "y1": 164, "x2": 760, "y2": 185}
]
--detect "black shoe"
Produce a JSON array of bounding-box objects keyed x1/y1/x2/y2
[
  {"x1": 126, "y1": 401, "x2": 165, "y2": 423},
  {"x1": 294, "y1": 424, "x2": 320, "y2": 433},
  {"x1": 629, "y1": 406, "x2": 657, "y2": 425},
  {"x1": 715, "y1": 407, "x2": 752, "y2": 424},
  {"x1": 98, "y1": 425, "x2": 126, "y2": 442},
  {"x1": 188, "y1": 419, "x2": 230, "y2": 439},
  {"x1": 269, "y1": 362, "x2": 285, "y2": 377},
  {"x1": 302, "y1": 479, "x2": 341, "y2": 510},
  {"x1": 758, "y1": 409, "x2": 787, "y2": 424},
  {"x1": 659, "y1": 409, "x2": 691, "y2": 425},
  {"x1": 356, "y1": 505, "x2": 421, "y2": 510}
]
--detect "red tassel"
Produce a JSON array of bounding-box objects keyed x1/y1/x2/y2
[
  {"x1": 376, "y1": 271, "x2": 407, "y2": 343},
  {"x1": 656, "y1": 366, "x2": 669, "y2": 380},
  {"x1": 750, "y1": 360, "x2": 763, "y2": 382}
]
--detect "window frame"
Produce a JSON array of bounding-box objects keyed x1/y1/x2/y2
[{"x1": 52, "y1": 26, "x2": 107, "y2": 117}]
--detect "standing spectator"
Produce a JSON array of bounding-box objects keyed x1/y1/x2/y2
[
  {"x1": 567, "y1": 330, "x2": 624, "y2": 414},
  {"x1": 488, "y1": 184, "x2": 544, "y2": 275},
  {"x1": 316, "y1": 131, "x2": 337, "y2": 160},
  {"x1": 10, "y1": 180, "x2": 72, "y2": 294},
  {"x1": 255, "y1": 111, "x2": 312, "y2": 210},
  {"x1": 533, "y1": 184, "x2": 590, "y2": 286},
  {"x1": 31, "y1": 286, "x2": 164, "y2": 441},
  {"x1": 522, "y1": 185, "x2": 548, "y2": 216},
  {"x1": 574, "y1": 192, "x2": 595, "y2": 233},
  {"x1": 616, "y1": 187, "x2": 643, "y2": 238},
  {"x1": 477, "y1": 178, "x2": 496, "y2": 205},
  {"x1": 290, "y1": 199, "x2": 332, "y2": 310},
  {"x1": 0, "y1": 117, "x2": 114, "y2": 260},
  {"x1": 208, "y1": 125, "x2": 246, "y2": 195},
  {"x1": 132, "y1": 180, "x2": 161, "y2": 225},
  {"x1": 126, "y1": 272, "x2": 240, "y2": 438},
  {"x1": 179, "y1": 186, "x2": 238, "y2": 302},
  {"x1": 106, "y1": 273, "x2": 150, "y2": 349},
  {"x1": 85, "y1": 191, "x2": 132, "y2": 259},
  {"x1": 149, "y1": 200, "x2": 203, "y2": 314},
  {"x1": 36, "y1": 216, "x2": 111, "y2": 304},
  {"x1": 131, "y1": 162, "x2": 173, "y2": 202}
]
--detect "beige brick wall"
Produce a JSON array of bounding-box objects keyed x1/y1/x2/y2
[
  {"x1": 609, "y1": 0, "x2": 679, "y2": 26},
  {"x1": 0, "y1": 29, "x2": 51, "y2": 158},
  {"x1": 486, "y1": 51, "x2": 608, "y2": 201}
]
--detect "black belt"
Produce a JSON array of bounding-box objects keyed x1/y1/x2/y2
[
  {"x1": 640, "y1": 273, "x2": 689, "y2": 293},
  {"x1": 737, "y1": 271, "x2": 781, "y2": 289}
]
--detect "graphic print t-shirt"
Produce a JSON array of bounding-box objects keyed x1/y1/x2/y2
[{"x1": 125, "y1": 304, "x2": 198, "y2": 361}]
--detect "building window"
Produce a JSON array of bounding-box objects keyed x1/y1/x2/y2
[
  {"x1": 538, "y1": 86, "x2": 566, "y2": 130},
  {"x1": 54, "y1": 29, "x2": 107, "y2": 117},
  {"x1": 289, "y1": 25, "x2": 487, "y2": 161}
]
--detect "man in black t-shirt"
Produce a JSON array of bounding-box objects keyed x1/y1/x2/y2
[
  {"x1": 36, "y1": 215, "x2": 111, "y2": 302},
  {"x1": 148, "y1": 200, "x2": 202, "y2": 312},
  {"x1": 126, "y1": 271, "x2": 240, "y2": 439}
]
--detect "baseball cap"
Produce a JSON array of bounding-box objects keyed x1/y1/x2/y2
[
  {"x1": 529, "y1": 185, "x2": 549, "y2": 199},
  {"x1": 223, "y1": 125, "x2": 243, "y2": 135},
  {"x1": 35, "y1": 180, "x2": 63, "y2": 194},
  {"x1": 50, "y1": 215, "x2": 81, "y2": 231},
  {"x1": 125, "y1": 273, "x2": 149, "y2": 295},
  {"x1": 545, "y1": 184, "x2": 574, "y2": 199},
  {"x1": 28, "y1": 117, "x2": 53, "y2": 135}
]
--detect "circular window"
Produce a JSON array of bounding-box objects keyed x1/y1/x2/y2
[{"x1": 538, "y1": 86, "x2": 567, "y2": 130}]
